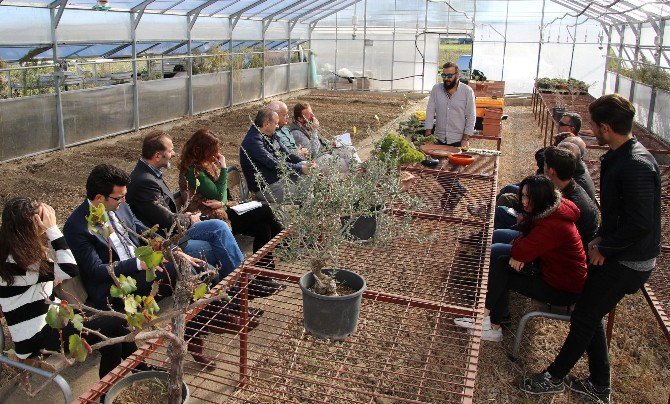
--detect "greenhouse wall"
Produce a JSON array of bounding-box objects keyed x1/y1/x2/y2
[
  {"x1": 473, "y1": 0, "x2": 606, "y2": 94},
  {"x1": 0, "y1": 61, "x2": 310, "y2": 162}
]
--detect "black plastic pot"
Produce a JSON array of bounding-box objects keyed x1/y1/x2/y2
[
  {"x1": 104, "y1": 370, "x2": 190, "y2": 404},
  {"x1": 342, "y1": 214, "x2": 378, "y2": 241},
  {"x1": 299, "y1": 268, "x2": 366, "y2": 340},
  {"x1": 552, "y1": 107, "x2": 566, "y2": 122}
]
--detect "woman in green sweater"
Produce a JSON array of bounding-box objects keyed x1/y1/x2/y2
[{"x1": 178, "y1": 129, "x2": 282, "y2": 253}]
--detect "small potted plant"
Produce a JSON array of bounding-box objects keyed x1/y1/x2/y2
[{"x1": 252, "y1": 140, "x2": 420, "y2": 340}]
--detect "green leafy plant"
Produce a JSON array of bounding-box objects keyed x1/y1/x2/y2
[
  {"x1": 397, "y1": 115, "x2": 437, "y2": 148},
  {"x1": 376, "y1": 133, "x2": 425, "y2": 166}
]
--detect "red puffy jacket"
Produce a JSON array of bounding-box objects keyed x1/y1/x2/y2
[{"x1": 511, "y1": 196, "x2": 587, "y2": 294}]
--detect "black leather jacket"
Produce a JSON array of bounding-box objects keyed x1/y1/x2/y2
[{"x1": 597, "y1": 138, "x2": 661, "y2": 261}]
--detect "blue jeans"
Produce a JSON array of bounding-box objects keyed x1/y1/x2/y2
[
  {"x1": 183, "y1": 219, "x2": 244, "y2": 279},
  {"x1": 494, "y1": 206, "x2": 518, "y2": 230}
]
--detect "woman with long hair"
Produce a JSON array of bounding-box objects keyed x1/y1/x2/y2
[
  {"x1": 178, "y1": 128, "x2": 282, "y2": 253},
  {"x1": 455, "y1": 175, "x2": 587, "y2": 341},
  {"x1": 179, "y1": 128, "x2": 283, "y2": 296},
  {"x1": 0, "y1": 197, "x2": 137, "y2": 378}
]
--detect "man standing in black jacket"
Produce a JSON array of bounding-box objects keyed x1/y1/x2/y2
[{"x1": 519, "y1": 94, "x2": 661, "y2": 403}]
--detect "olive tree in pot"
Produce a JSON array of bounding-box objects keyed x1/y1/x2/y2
[
  {"x1": 256, "y1": 144, "x2": 419, "y2": 341},
  {"x1": 42, "y1": 203, "x2": 227, "y2": 404}
]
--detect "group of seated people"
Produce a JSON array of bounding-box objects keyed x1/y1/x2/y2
[
  {"x1": 470, "y1": 95, "x2": 661, "y2": 402},
  {"x1": 457, "y1": 112, "x2": 599, "y2": 342},
  {"x1": 241, "y1": 100, "x2": 361, "y2": 203},
  {"x1": 0, "y1": 99, "x2": 359, "y2": 380}
]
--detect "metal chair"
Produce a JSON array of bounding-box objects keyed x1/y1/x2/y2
[
  {"x1": 0, "y1": 311, "x2": 73, "y2": 403},
  {"x1": 509, "y1": 299, "x2": 574, "y2": 361},
  {"x1": 227, "y1": 166, "x2": 252, "y2": 203}
]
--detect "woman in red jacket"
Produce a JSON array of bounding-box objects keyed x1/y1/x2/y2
[{"x1": 455, "y1": 175, "x2": 587, "y2": 341}]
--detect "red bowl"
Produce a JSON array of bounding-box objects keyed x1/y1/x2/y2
[{"x1": 448, "y1": 153, "x2": 475, "y2": 166}]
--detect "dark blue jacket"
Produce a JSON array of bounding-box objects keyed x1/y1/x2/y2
[
  {"x1": 63, "y1": 200, "x2": 172, "y2": 309},
  {"x1": 239, "y1": 125, "x2": 305, "y2": 192}
]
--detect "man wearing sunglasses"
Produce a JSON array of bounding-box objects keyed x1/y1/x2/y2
[{"x1": 424, "y1": 62, "x2": 476, "y2": 148}]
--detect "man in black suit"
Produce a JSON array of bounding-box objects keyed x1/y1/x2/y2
[
  {"x1": 126, "y1": 130, "x2": 243, "y2": 279},
  {"x1": 64, "y1": 163, "x2": 220, "y2": 365}
]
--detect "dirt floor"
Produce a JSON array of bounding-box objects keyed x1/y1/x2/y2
[{"x1": 0, "y1": 90, "x2": 669, "y2": 403}]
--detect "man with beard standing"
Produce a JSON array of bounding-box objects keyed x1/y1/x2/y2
[{"x1": 424, "y1": 62, "x2": 476, "y2": 148}]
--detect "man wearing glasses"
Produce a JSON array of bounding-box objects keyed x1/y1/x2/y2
[
  {"x1": 553, "y1": 112, "x2": 582, "y2": 145},
  {"x1": 267, "y1": 100, "x2": 309, "y2": 159},
  {"x1": 424, "y1": 62, "x2": 476, "y2": 148}
]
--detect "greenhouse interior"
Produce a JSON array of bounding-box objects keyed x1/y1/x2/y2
[{"x1": 1, "y1": 0, "x2": 670, "y2": 403}]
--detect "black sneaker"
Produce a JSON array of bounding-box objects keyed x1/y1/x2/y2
[
  {"x1": 518, "y1": 371, "x2": 565, "y2": 395},
  {"x1": 565, "y1": 376, "x2": 611, "y2": 403}
]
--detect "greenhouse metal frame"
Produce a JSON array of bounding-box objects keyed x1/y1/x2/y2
[{"x1": 1, "y1": 0, "x2": 669, "y2": 162}]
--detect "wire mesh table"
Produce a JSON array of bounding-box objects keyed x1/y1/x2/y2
[{"x1": 76, "y1": 158, "x2": 499, "y2": 404}]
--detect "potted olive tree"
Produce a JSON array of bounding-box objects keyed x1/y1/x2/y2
[
  {"x1": 42, "y1": 203, "x2": 228, "y2": 404},
  {"x1": 249, "y1": 139, "x2": 420, "y2": 341}
]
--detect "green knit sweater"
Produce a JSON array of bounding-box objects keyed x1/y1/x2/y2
[{"x1": 184, "y1": 166, "x2": 227, "y2": 202}]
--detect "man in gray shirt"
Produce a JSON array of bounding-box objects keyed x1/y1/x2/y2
[
  {"x1": 424, "y1": 62, "x2": 476, "y2": 148},
  {"x1": 267, "y1": 100, "x2": 308, "y2": 159}
]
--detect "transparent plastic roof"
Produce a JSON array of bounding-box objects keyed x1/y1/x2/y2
[
  {"x1": 2, "y1": 0, "x2": 666, "y2": 22},
  {"x1": 0, "y1": 0, "x2": 668, "y2": 62},
  {"x1": 0, "y1": 0, "x2": 358, "y2": 22}
]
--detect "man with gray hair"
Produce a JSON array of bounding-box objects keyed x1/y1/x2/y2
[
  {"x1": 267, "y1": 100, "x2": 308, "y2": 159},
  {"x1": 240, "y1": 108, "x2": 313, "y2": 203},
  {"x1": 559, "y1": 136, "x2": 597, "y2": 202}
]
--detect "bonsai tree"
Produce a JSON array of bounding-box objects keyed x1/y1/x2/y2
[
  {"x1": 248, "y1": 135, "x2": 421, "y2": 296},
  {"x1": 40, "y1": 202, "x2": 227, "y2": 404}
]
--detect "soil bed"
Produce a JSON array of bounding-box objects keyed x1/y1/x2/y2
[{"x1": 112, "y1": 378, "x2": 168, "y2": 404}]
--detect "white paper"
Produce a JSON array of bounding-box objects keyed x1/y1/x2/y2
[
  {"x1": 334, "y1": 133, "x2": 352, "y2": 147},
  {"x1": 230, "y1": 201, "x2": 263, "y2": 215}
]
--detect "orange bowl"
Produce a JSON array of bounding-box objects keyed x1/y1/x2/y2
[{"x1": 448, "y1": 153, "x2": 475, "y2": 166}]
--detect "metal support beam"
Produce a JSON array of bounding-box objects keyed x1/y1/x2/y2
[
  {"x1": 187, "y1": 0, "x2": 218, "y2": 29},
  {"x1": 307, "y1": 0, "x2": 362, "y2": 26},
  {"x1": 363, "y1": 0, "x2": 368, "y2": 90},
  {"x1": 50, "y1": 6, "x2": 66, "y2": 151},
  {"x1": 131, "y1": 0, "x2": 157, "y2": 27},
  {"x1": 602, "y1": 24, "x2": 613, "y2": 95},
  {"x1": 229, "y1": 0, "x2": 267, "y2": 27},
  {"x1": 500, "y1": 0, "x2": 510, "y2": 81},
  {"x1": 287, "y1": 22, "x2": 292, "y2": 94},
  {"x1": 535, "y1": 0, "x2": 546, "y2": 81},
  {"x1": 261, "y1": 21, "x2": 267, "y2": 100},
  {"x1": 229, "y1": 17, "x2": 235, "y2": 106},
  {"x1": 261, "y1": 0, "x2": 311, "y2": 22},
  {"x1": 568, "y1": 15, "x2": 578, "y2": 78},
  {"x1": 131, "y1": 12, "x2": 140, "y2": 131},
  {"x1": 187, "y1": 15, "x2": 194, "y2": 117},
  {"x1": 648, "y1": 18, "x2": 665, "y2": 133},
  {"x1": 630, "y1": 22, "x2": 642, "y2": 101},
  {"x1": 614, "y1": 24, "x2": 625, "y2": 93},
  {"x1": 49, "y1": 0, "x2": 68, "y2": 28},
  {"x1": 291, "y1": 0, "x2": 348, "y2": 25},
  {"x1": 390, "y1": 0, "x2": 396, "y2": 91},
  {"x1": 420, "y1": 0, "x2": 427, "y2": 93}
]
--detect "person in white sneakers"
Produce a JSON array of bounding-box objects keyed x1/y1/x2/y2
[{"x1": 455, "y1": 175, "x2": 588, "y2": 341}]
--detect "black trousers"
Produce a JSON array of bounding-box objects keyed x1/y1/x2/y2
[
  {"x1": 228, "y1": 204, "x2": 282, "y2": 252},
  {"x1": 41, "y1": 315, "x2": 136, "y2": 379},
  {"x1": 547, "y1": 261, "x2": 651, "y2": 386}
]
